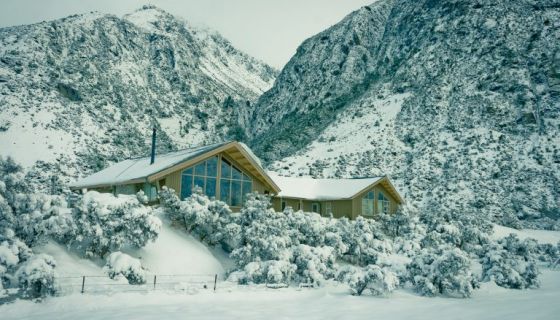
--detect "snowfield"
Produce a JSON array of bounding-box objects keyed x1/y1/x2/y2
[{"x1": 2, "y1": 270, "x2": 559, "y2": 320}]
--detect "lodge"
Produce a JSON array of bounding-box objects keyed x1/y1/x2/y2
[{"x1": 70, "y1": 140, "x2": 404, "y2": 218}]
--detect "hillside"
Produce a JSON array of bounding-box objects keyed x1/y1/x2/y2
[
  {"x1": 0, "y1": 5, "x2": 276, "y2": 190},
  {"x1": 250, "y1": 0, "x2": 560, "y2": 229}
]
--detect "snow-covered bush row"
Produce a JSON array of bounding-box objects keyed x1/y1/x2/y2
[
  {"x1": 337, "y1": 265, "x2": 399, "y2": 296},
  {"x1": 70, "y1": 191, "x2": 162, "y2": 257},
  {"x1": 0, "y1": 157, "x2": 162, "y2": 298},
  {"x1": 161, "y1": 189, "x2": 403, "y2": 287},
  {"x1": 406, "y1": 246, "x2": 479, "y2": 298},
  {"x1": 481, "y1": 234, "x2": 540, "y2": 289},
  {"x1": 161, "y1": 187, "x2": 545, "y2": 296},
  {"x1": 104, "y1": 252, "x2": 147, "y2": 285}
]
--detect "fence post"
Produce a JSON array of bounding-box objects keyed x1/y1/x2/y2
[
  {"x1": 81, "y1": 276, "x2": 85, "y2": 294},
  {"x1": 153, "y1": 275, "x2": 157, "y2": 290},
  {"x1": 214, "y1": 274, "x2": 217, "y2": 292}
]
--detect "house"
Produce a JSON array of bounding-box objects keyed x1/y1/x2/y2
[
  {"x1": 269, "y1": 173, "x2": 404, "y2": 219},
  {"x1": 70, "y1": 141, "x2": 281, "y2": 210},
  {"x1": 70, "y1": 140, "x2": 404, "y2": 218}
]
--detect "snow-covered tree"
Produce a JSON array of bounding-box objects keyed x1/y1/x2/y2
[
  {"x1": 407, "y1": 246, "x2": 479, "y2": 298},
  {"x1": 481, "y1": 234, "x2": 540, "y2": 289},
  {"x1": 104, "y1": 252, "x2": 147, "y2": 285},
  {"x1": 71, "y1": 191, "x2": 161, "y2": 257}
]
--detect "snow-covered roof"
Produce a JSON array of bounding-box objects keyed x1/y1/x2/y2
[
  {"x1": 269, "y1": 172, "x2": 384, "y2": 200},
  {"x1": 70, "y1": 142, "x2": 231, "y2": 188}
]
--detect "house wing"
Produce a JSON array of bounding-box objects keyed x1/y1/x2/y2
[
  {"x1": 145, "y1": 141, "x2": 281, "y2": 194},
  {"x1": 70, "y1": 141, "x2": 280, "y2": 193},
  {"x1": 350, "y1": 176, "x2": 404, "y2": 204}
]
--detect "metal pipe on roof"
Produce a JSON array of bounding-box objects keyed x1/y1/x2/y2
[{"x1": 150, "y1": 127, "x2": 156, "y2": 165}]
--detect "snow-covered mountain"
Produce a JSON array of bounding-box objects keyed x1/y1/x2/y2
[
  {"x1": 250, "y1": 0, "x2": 560, "y2": 229},
  {"x1": 0, "y1": 5, "x2": 276, "y2": 189}
]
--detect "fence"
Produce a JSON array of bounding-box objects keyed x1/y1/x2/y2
[{"x1": 55, "y1": 273, "x2": 221, "y2": 295}]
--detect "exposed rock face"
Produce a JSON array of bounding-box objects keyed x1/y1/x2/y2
[
  {"x1": 250, "y1": 0, "x2": 560, "y2": 228},
  {"x1": 0, "y1": 5, "x2": 276, "y2": 188}
]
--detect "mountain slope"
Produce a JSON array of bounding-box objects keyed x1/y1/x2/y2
[
  {"x1": 0, "y1": 5, "x2": 276, "y2": 189},
  {"x1": 251, "y1": 0, "x2": 560, "y2": 228}
]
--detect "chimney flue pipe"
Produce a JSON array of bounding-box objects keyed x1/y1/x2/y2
[{"x1": 150, "y1": 127, "x2": 156, "y2": 165}]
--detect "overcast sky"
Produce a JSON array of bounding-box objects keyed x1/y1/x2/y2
[{"x1": 0, "y1": 0, "x2": 374, "y2": 68}]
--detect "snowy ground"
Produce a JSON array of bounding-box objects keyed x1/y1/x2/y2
[
  {"x1": 2, "y1": 270, "x2": 559, "y2": 320},
  {"x1": 2, "y1": 224, "x2": 559, "y2": 319},
  {"x1": 492, "y1": 224, "x2": 560, "y2": 245}
]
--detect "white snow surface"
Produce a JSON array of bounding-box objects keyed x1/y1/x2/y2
[
  {"x1": 70, "y1": 142, "x2": 229, "y2": 188},
  {"x1": 492, "y1": 224, "x2": 560, "y2": 245},
  {"x1": 2, "y1": 270, "x2": 560, "y2": 320},
  {"x1": 35, "y1": 218, "x2": 225, "y2": 278},
  {"x1": 269, "y1": 172, "x2": 382, "y2": 200},
  {"x1": 121, "y1": 217, "x2": 226, "y2": 275}
]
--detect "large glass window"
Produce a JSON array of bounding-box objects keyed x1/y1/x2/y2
[
  {"x1": 361, "y1": 191, "x2": 374, "y2": 216},
  {"x1": 378, "y1": 191, "x2": 390, "y2": 215},
  {"x1": 219, "y1": 158, "x2": 252, "y2": 206},
  {"x1": 181, "y1": 156, "x2": 218, "y2": 200},
  {"x1": 181, "y1": 156, "x2": 253, "y2": 205}
]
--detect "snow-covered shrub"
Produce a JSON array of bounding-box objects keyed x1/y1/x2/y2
[
  {"x1": 15, "y1": 254, "x2": 57, "y2": 298},
  {"x1": 231, "y1": 260, "x2": 296, "y2": 285},
  {"x1": 291, "y1": 245, "x2": 336, "y2": 286},
  {"x1": 0, "y1": 230, "x2": 34, "y2": 292},
  {"x1": 159, "y1": 187, "x2": 241, "y2": 250},
  {"x1": 104, "y1": 252, "x2": 146, "y2": 285},
  {"x1": 379, "y1": 203, "x2": 418, "y2": 238},
  {"x1": 537, "y1": 242, "x2": 560, "y2": 266},
  {"x1": 0, "y1": 156, "x2": 74, "y2": 246},
  {"x1": 407, "y1": 246, "x2": 479, "y2": 298},
  {"x1": 481, "y1": 234, "x2": 540, "y2": 289},
  {"x1": 337, "y1": 264, "x2": 399, "y2": 296},
  {"x1": 339, "y1": 216, "x2": 392, "y2": 266},
  {"x1": 420, "y1": 204, "x2": 491, "y2": 254},
  {"x1": 72, "y1": 191, "x2": 161, "y2": 257},
  {"x1": 231, "y1": 194, "x2": 293, "y2": 266}
]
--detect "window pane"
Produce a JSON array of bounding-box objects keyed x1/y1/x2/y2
[
  {"x1": 362, "y1": 197, "x2": 373, "y2": 215},
  {"x1": 231, "y1": 180, "x2": 242, "y2": 206},
  {"x1": 195, "y1": 162, "x2": 206, "y2": 176},
  {"x1": 243, "y1": 173, "x2": 251, "y2": 181},
  {"x1": 206, "y1": 177, "x2": 216, "y2": 198},
  {"x1": 181, "y1": 174, "x2": 193, "y2": 199},
  {"x1": 232, "y1": 166, "x2": 242, "y2": 180},
  {"x1": 194, "y1": 176, "x2": 205, "y2": 191},
  {"x1": 221, "y1": 159, "x2": 231, "y2": 179},
  {"x1": 378, "y1": 192, "x2": 385, "y2": 200},
  {"x1": 220, "y1": 179, "x2": 230, "y2": 204},
  {"x1": 242, "y1": 181, "x2": 252, "y2": 203},
  {"x1": 184, "y1": 167, "x2": 193, "y2": 175},
  {"x1": 368, "y1": 191, "x2": 374, "y2": 199},
  {"x1": 207, "y1": 157, "x2": 218, "y2": 177}
]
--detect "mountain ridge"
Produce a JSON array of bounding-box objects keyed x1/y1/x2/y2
[{"x1": 0, "y1": 5, "x2": 276, "y2": 190}]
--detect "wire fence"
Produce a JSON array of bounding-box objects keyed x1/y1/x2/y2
[{"x1": 55, "y1": 273, "x2": 222, "y2": 295}]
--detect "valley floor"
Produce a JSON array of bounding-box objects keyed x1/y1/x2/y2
[{"x1": 2, "y1": 270, "x2": 559, "y2": 320}]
